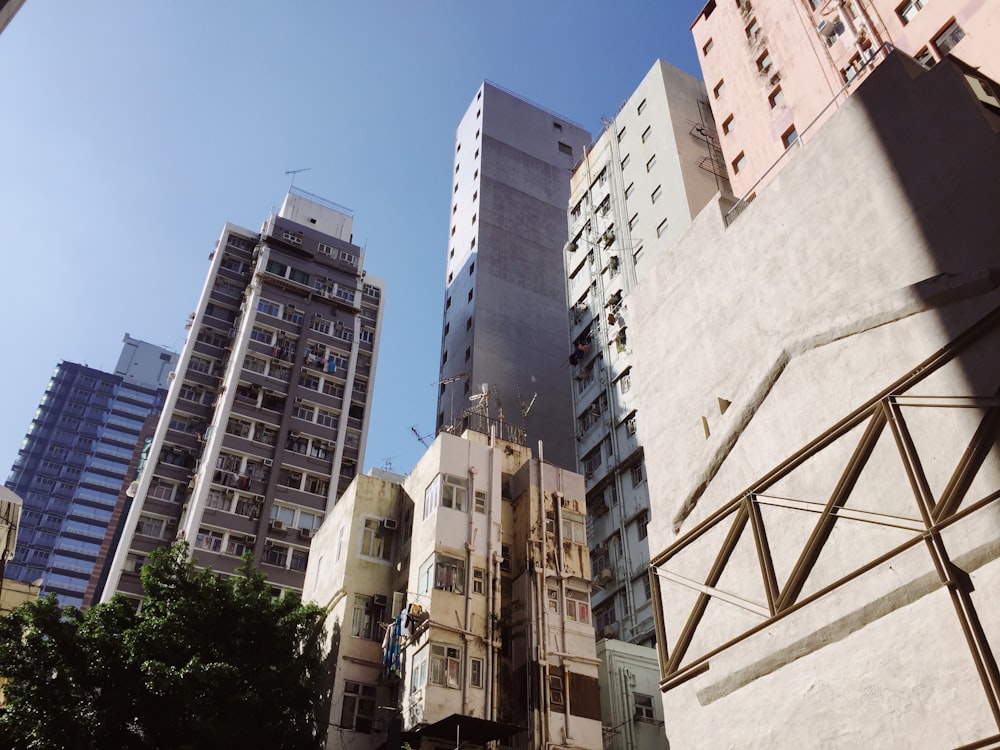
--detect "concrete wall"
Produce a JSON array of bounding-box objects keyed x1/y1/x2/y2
[
  {"x1": 630, "y1": 53, "x2": 1000, "y2": 748},
  {"x1": 597, "y1": 639, "x2": 668, "y2": 750}
]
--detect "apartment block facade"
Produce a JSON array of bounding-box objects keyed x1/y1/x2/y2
[
  {"x1": 4, "y1": 335, "x2": 175, "y2": 606},
  {"x1": 564, "y1": 60, "x2": 725, "y2": 648},
  {"x1": 691, "y1": 0, "x2": 1000, "y2": 199},
  {"x1": 437, "y1": 82, "x2": 591, "y2": 471},
  {"x1": 99, "y1": 188, "x2": 383, "y2": 602},
  {"x1": 305, "y1": 427, "x2": 602, "y2": 750}
]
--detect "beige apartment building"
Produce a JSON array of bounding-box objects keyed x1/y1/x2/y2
[
  {"x1": 691, "y1": 0, "x2": 1000, "y2": 202},
  {"x1": 305, "y1": 426, "x2": 602, "y2": 750},
  {"x1": 631, "y1": 52, "x2": 1000, "y2": 749}
]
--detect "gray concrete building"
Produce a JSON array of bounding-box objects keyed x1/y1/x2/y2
[
  {"x1": 100, "y1": 188, "x2": 384, "y2": 602},
  {"x1": 632, "y1": 53, "x2": 1000, "y2": 748},
  {"x1": 437, "y1": 83, "x2": 590, "y2": 471}
]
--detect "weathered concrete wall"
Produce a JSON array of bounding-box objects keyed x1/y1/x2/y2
[{"x1": 631, "y1": 53, "x2": 1000, "y2": 748}]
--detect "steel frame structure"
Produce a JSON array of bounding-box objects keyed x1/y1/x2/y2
[{"x1": 650, "y1": 304, "x2": 1000, "y2": 748}]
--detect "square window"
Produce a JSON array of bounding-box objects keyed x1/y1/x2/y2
[
  {"x1": 617, "y1": 126, "x2": 626, "y2": 142},
  {"x1": 732, "y1": 152, "x2": 747, "y2": 174},
  {"x1": 621, "y1": 153, "x2": 630, "y2": 169},
  {"x1": 646, "y1": 154, "x2": 656, "y2": 172},
  {"x1": 745, "y1": 17, "x2": 760, "y2": 39},
  {"x1": 934, "y1": 19, "x2": 965, "y2": 56},
  {"x1": 756, "y1": 49, "x2": 772, "y2": 72},
  {"x1": 713, "y1": 79, "x2": 725, "y2": 98},
  {"x1": 702, "y1": 38, "x2": 714, "y2": 55},
  {"x1": 768, "y1": 86, "x2": 784, "y2": 108},
  {"x1": 722, "y1": 115, "x2": 735, "y2": 134},
  {"x1": 641, "y1": 126, "x2": 652, "y2": 143},
  {"x1": 625, "y1": 182, "x2": 635, "y2": 199},
  {"x1": 896, "y1": 0, "x2": 926, "y2": 25},
  {"x1": 636, "y1": 98, "x2": 647, "y2": 115},
  {"x1": 558, "y1": 142, "x2": 573, "y2": 155},
  {"x1": 656, "y1": 218, "x2": 669, "y2": 238},
  {"x1": 651, "y1": 185, "x2": 662, "y2": 203},
  {"x1": 781, "y1": 124, "x2": 799, "y2": 149}
]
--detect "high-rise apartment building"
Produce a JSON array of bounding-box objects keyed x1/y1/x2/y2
[
  {"x1": 4, "y1": 335, "x2": 175, "y2": 606},
  {"x1": 99, "y1": 188, "x2": 384, "y2": 602},
  {"x1": 437, "y1": 82, "x2": 591, "y2": 471},
  {"x1": 305, "y1": 425, "x2": 602, "y2": 750},
  {"x1": 564, "y1": 60, "x2": 725, "y2": 647},
  {"x1": 690, "y1": 0, "x2": 1000, "y2": 200}
]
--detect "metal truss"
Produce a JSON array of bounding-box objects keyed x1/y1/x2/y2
[{"x1": 650, "y1": 304, "x2": 1000, "y2": 744}]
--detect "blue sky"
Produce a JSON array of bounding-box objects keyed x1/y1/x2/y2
[{"x1": 0, "y1": 1, "x2": 707, "y2": 478}]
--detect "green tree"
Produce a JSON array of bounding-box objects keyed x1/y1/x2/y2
[{"x1": 0, "y1": 543, "x2": 326, "y2": 750}]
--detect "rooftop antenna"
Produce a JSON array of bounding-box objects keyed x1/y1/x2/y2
[
  {"x1": 435, "y1": 371, "x2": 468, "y2": 426},
  {"x1": 285, "y1": 167, "x2": 311, "y2": 189},
  {"x1": 516, "y1": 382, "x2": 538, "y2": 421},
  {"x1": 381, "y1": 457, "x2": 397, "y2": 472},
  {"x1": 410, "y1": 426, "x2": 432, "y2": 448}
]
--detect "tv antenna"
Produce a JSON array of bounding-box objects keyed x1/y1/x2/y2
[
  {"x1": 285, "y1": 167, "x2": 311, "y2": 188},
  {"x1": 516, "y1": 382, "x2": 538, "y2": 420},
  {"x1": 410, "y1": 426, "x2": 433, "y2": 448}
]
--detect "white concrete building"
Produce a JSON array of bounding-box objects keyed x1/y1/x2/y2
[
  {"x1": 100, "y1": 188, "x2": 384, "y2": 601},
  {"x1": 632, "y1": 53, "x2": 1000, "y2": 749},
  {"x1": 596, "y1": 639, "x2": 666, "y2": 750},
  {"x1": 564, "y1": 60, "x2": 727, "y2": 649},
  {"x1": 305, "y1": 426, "x2": 603, "y2": 750},
  {"x1": 438, "y1": 82, "x2": 591, "y2": 471}
]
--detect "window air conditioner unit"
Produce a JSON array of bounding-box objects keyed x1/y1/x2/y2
[
  {"x1": 597, "y1": 568, "x2": 615, "y2": 586},
  {"x1": 288, "y1": 431, "x2": 299, "y2": 439},
  {"x1": 262, "y1": 458, "x2": 273, "y2": 467},
  {"x1": 166, "y1": 518, "x2": 177, "y2": 527},
  {"x1": 245, "y1": 534, "x2": 256, "y2": 545},
  {"x1": 372, "y1": 594, "x2": 388, "y2": 607},
  {"x1": 595, "y1": 542, "x2": 608, "y2": 555},
  {"x1": 603, "y1": 624, "x2": 619, "y2": 638},
  {"x1": 270, "y1": 519, "x2": 285, "y2": 532},
  {"x1": 381, "y1": 518, "x2": 398, "y2": 532},
  {"x1": 295, "y1": 398, "x2": 304, "y2": 404},
  {"x1": 298, "y1": 527, "x2": 313, "y2": 539},
  {"x1": 817, "y1": 20, "x2": 836, "y2": 37}
]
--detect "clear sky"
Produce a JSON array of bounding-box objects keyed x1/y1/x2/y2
[{"x1": 0, "y1": 0, "x2": 707, "y2": 479}]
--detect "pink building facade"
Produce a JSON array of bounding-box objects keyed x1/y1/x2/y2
[{"x1": 691, "y1": 0, "x2": 1000, "y2": 200}]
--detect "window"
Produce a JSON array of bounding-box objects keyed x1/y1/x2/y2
[
  {"x1": 722, "y1": 115, "x2": 735, "y2": 135},
  {"x1": 641, "y1": 125, "x2": 652, "y2": 143},
  {"x1": 617, "y1": 126, "x2": 626, "y2": 142},
  {"x1": 424, "y1": 474, "x2": 467, "y2": 516},
  {"x1": 768, "y1": 86, "x2": 784, "y2": 108},
  {"x1": 257, "y1": 299, "x2": 280, "y2": 317},
  {"x1": 435, "y1": 555, "x2": 465, "y2": 593},
  {"x1": 474, "y1": 490, "x2": 486, "y2": 514},
  {"x1": 629, "y1": 213, "x2": 639, "y2": 232},
  {"x1": 351, "y1": 594, "x2": 383, "y2": 640},
  {"x1": 637, "y1": 512, "x2": 649, "y2": 540},
  {"x1": 702, "y1": 38, "x2": 714, "y2": 55},
  {"x1": 650, "y1": 185, "x2": 662, "y2": 203},
  {"x1": 250, "y1": 326, "x2": 273, "y2": 345},
  {"x1": 632, "y1": 463, "x2": 645, "y2": 486},
  {"x1": 713, "y1": 79, "x2": 725, "y2": 98},
  {"x1": 473, "y1": 568, "x2": 486, "y2": 594},
  {"x1": 934, "y1": 19, "x2": 965, "y2": 56},
  {"x1": 634, "y1": 693, "x2": 656, "y2": 722},
  {"x1": 732, "y1": 152, "x2": 747, "y2": 174},
  {"x1": 781, "y1": 124, "x2": 799, "y2": 149},
  {"x1": 471, "y1": 657, "x2": 484, "y2": 688},
  {"x1": 756, "y1": 49, "x2": 772, "y2": 73},
  {"x1": 341, "y1": 681, "x2": 376, "y2": 733},
  {"x1": 430, "y1": 644, "x2": 462, "y2": 688},
  {"x1": 745, "y1": 17, "x2": 760, "y2": 39},
  {"x1": 562, "y1": 513, "x2": 587, "y2": 544},
  {"x1": 137, "y1": 514, "x2": 165, "y2": 538},
  {"x1": 558, "y1": 142, "x2": 573, "y2": 156},
  {"x1": 625, "y1": 182, "x2": 635, "y2": 200},
  {"x1": 645, "y1": 154, "x2": 656, "y2": 172},
  {"x1": 361, "y1": 518, "x2": 390, "y2": 560},
  {"x1": 566, "y1": 589, "x2": 590, "y2": 623},
  {"x1": 621, "y1": 153, "x2": 630, "y2": 169},
  {"x1": 316, "y1": 409, "x2": 339, "y2": 428},
  {"x1": 636, "y1": 98, "x2": 647, "y2": 115},
  {"x1": 656, "y1": 218, "x2": 669, "y2": 238},
  {"x1": 896, "y1": 0, "x2": 926, "y2": 24},
  {"x1": 549, "y1": 675, "x2": 565, "y2": 706},
  {"x1": 195, "y1": 528, "x2": 224, "y2": 553},
  {"x1": 915, "y1": 46, "x2": 936, "y2": 67}
]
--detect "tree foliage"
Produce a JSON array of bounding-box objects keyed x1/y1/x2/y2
[{"x1": 0, "y1": 543, "x2": 326, "y2": 750}]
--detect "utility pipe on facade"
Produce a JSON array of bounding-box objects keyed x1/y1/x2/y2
[
  {"x1": 538, "y1": 441, "x2": 551, "y2": 748},
  {"x1": 461, "y1": 456, "x2": 478, "y2": 715}
]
